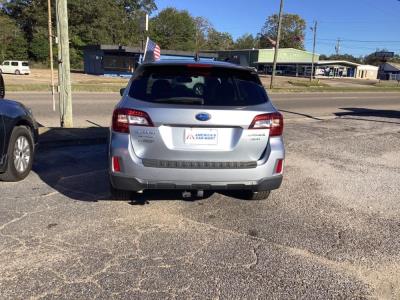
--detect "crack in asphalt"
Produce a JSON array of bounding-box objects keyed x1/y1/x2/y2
[
  {"x1": 0, "y1": 213, "x2": 28, "y2": 231},
  {"x1": 170, "y1": 214, "x2": 400, "y2": 299}
]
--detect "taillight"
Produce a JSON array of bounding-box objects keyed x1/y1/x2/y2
[
  {"x1": 275, "y1": 159, "x2": 283, "y2": 174},
  {"x1": 112, "y1": 156, "x2": 121, "y2": 172},
  {"x1": 249, "y1": 112, "x2": 283, "y2": 136},
  {"x1": 112, "y1": 108, "x2": 153, "y2": 133}
]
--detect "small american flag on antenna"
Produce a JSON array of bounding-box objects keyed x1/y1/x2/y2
[{"x1": 145, "y1": 38, "x2": 161, "y2": 61}]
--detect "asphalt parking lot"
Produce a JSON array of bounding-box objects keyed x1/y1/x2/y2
[{"x1": 1, "y1": 115, "x2": 400, "y2": 299}]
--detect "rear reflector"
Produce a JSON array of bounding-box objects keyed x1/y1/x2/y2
[
  {"x1": 112, "y1": 156, "x2": 121, "y2": 172},
  {"x1": 249, "y1": 112, "x2": 284, "y2": 136},
  {"x1": 112, "y1": 108, "x2": 153, "y2": 133},
  {"x1": 275, "y1": 159, "x2": 283, "y2": 174}
]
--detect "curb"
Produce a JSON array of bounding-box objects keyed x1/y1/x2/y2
[{"x1": 38, "y1": 127, "x2": 109, "y2": 148}]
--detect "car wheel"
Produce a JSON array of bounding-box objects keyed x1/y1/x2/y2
[
  {"x1": 0, "y1": 126, "x2": 34, "y2": 182},
  {"x1": 244, "y1": 190, "x2": 271, "y2": 201},
  {"x1": 109, "y1": 182, "x2": 132, "y2": 200},
  {"x1": 15, "y1": 70, "x2": 21, "y2": 75}
]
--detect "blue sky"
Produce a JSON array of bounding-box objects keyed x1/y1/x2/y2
[{"x1": 154, "y1": 0, "x2": 400, "y2": 56}]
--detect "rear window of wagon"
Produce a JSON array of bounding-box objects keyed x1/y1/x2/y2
[{"x1": 129, "y1": 65, "x2": 269, "y2": 106}]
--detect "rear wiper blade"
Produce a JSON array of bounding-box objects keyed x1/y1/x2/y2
[{"x1": 155, "y1": 97, "x2": 204, "y2": 104}]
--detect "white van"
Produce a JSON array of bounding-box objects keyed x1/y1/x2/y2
[{"x1": 0, "y1": 61, "x2": 31, "y2": 75}]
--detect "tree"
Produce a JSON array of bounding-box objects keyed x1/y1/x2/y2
[
  {"x1": 206, "y1": 29, "x2": 233, "y2": 50},
  {"x1": 320, "y1": 53, "x2": 362, "y2": 64},
  {"x1": 234, "y1": 33, "x2": 258, "y2": 49},
  {"x1": 118, "y1": 0, "x2": 157, "y2": 18},
  {"x1": 0, "y1": 13, "x2": 28, "y2": 61},
  {"x1": 2, "y1": 0, "x2": 157, "y2": 67},
  {"x1": 194, "y1": 16, "x2": 212, "y2": 51},
  {"x1": 392, "y1": 54, "x2": 400, "y2": 64},
  {"x1": 150, "y1": 8, "x2": 197, "y2": 51},
  {"x1": 6, "y1": 33, "x2": 28, "y2": 60},
  {"x1": 362, "y1": 50, "x2": 395, "y2": 66},
  {"x1": 259, "y1": 13, "x2": 306, "y2": 49},
  {"x1": 29, "y1": 29, "x2": 49, "y2": 62}
]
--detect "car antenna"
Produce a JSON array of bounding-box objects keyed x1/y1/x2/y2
[{"x1": 194, "y1": 51, "x2": 200, "y2": 62}]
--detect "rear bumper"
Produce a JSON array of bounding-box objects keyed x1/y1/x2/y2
[
  {"x1": 110, "y1": 173, "x2": 283, "y2": 192},
  {"x1": 109, "y1": 131, "x2": 285, "y2": 192}
]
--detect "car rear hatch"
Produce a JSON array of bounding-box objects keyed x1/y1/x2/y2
[{"x1": 114, "y1": 64, "x2": 283, "y2": 166}]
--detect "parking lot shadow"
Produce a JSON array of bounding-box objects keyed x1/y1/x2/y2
[
  {"x1": 279, "y1": 109, "x2": 323, "y2": 121},
  {"x1": 33, "y1": 130, "x2": 215, "y2": 203},
  {"x1": 38, "y1": 127, "x2": 109, "y2": 148},
  {"x1": 33, "y1": 142, "x2": 109, "y2": 202},
  {"x1": 34, "y1": 142, "x2": 216, "y2": 203},
  {"x1": 33, "y1": 128, "x2": 267, "y2": 203},
  {"x1": 335, "y1": 107, "x2": 400, "y2": 124}
]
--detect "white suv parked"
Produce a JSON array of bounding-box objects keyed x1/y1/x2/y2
[{"x1": 0, "y1": 61, "x2": 30, "y2": 75}]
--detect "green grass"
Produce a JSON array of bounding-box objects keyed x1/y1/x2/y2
[
  {"x1": 270, "y1": 86, "x2": 400, "y2": 93},
  {"x1": 374, "y1": 81, "x2": 400, "y2": 88},
  {"x1": 76, "y1": 79, "x2": 128, "y2": 84},
  {"x1": 72, "y1": 84, "x2": 125, "y2": 92},
  {"x1": 7, "y1": 84, "x2": 51, "y2": 92},
  {"x1": 288, "y1": 80, "x2": 329, "y2": 87},
  {"x1": 7, "y1": 83, "x2": 125, "y2": 92}
]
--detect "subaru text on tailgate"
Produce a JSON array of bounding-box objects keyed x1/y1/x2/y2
[{"x1": 109, "y1": 61, "x2": 284, "y2": 200}]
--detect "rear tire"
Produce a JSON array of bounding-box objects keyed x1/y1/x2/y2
[
  {"x1": 110, "y1": 183, "x2": 132, "y2": 200},
  {"x1": 0, "y1": 126, "x2": 34, "y2": 182},
  {"x1": 244, "y1": 190, "x2": 271, "y2": 201},
  {"x1": 15, "y1": 70, "x2": 21, "y2": 75}
]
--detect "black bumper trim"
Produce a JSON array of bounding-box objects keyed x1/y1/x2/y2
[
  {"x1": 110, "y1": 174, "x2": 283, "y2": 192},
  {"x1": 142, "y1": 159, "x2": 257, "y2": 169}
]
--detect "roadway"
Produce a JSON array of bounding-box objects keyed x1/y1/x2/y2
[{"x1": 6, "y1": 91, "x2": 400, "y2": 127}]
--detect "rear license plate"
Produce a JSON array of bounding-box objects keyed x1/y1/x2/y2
[{"x1": 184, "y1": 129, "x2": 218, "y2": 145}]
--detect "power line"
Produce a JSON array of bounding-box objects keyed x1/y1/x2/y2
[
  {"x1": 319, "y1": 19, "x2": 398, "y2": 24},
  {"x1": 316, "y1": 38, "x2": 400, "y2": 43},
  {"x1": 363, "y1": 0, "x2": 400, "y2": 19}
]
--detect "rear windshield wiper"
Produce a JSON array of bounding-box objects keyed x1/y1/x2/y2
[{"x1": 154, "y1": 97, "x2": 204, "y2": 105}]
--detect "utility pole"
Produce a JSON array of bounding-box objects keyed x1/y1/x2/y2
[
  {"x1": 270, "y1": 0, "x2": 284, "y2": 89},
  {"x1": 335, "y1": 38, "x2": 341, "y2": 55},
  {"x1": 47, "y1": 0, "x2": 56, "y2": 111},
  {"x1": 140, "y1": 13, "x2": 148, "y2": 63},
  {"x1": 310, "y1": 21, "x2": 317, "y2": 81},
  {"x1": 55, "y1": 0, "x2": 73, "y2": 127}
]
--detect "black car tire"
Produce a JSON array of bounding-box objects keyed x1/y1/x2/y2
[
  {"x1": 110, "y1": 183, "x2": 132, "y2": 200},
  {"x1": 0, "y1": 126, "x2": 34, "y2": 182},
  {"x1": 244, "y1": 190, "x2": 271, "y2": 201},
  {"x1": 15, "y1": 70, "x2": 21, "y2": 75}
]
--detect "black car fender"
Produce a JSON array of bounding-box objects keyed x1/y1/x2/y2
[{"x1": 0, "y1": 100, "x2": 38, "y2": 172}]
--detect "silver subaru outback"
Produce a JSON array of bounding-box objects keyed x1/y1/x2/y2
[{"x1": 109, "y1": 60, "x2": 284, "y2": 200}]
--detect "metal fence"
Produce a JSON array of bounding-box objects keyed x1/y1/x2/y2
[{"x1": 389, "y1": 73, "x2": 400, "y2": 81}]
